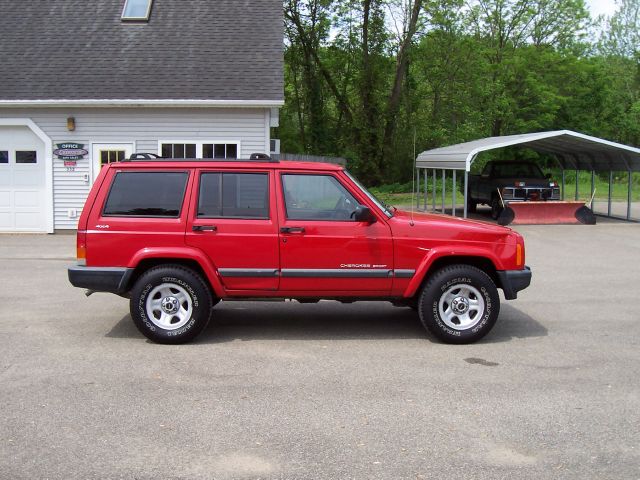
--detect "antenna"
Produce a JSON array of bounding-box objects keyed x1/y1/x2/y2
[{"x1": 410, "y1": 128, "x2": 416, "y2": 226}]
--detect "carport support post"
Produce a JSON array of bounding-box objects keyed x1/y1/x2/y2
[
  {"x1": 432, "y1": 169, "x2": 436, "y2": 212},
  {"x1": 463, "y1": 170, "x2": 468, "y2": 219},
  {"x1": 591, "y1": 170, "x2": 595, "y2": 210},
  {"x1": 452, "y1": 170, "x2": 456, "y2": 216},
  {"x1": 608, "y1": 171, "x2": 613, "y2": 217},
  {"x1": 424, "y1": 170, "x2": 427, "y2": 209},
  {"x1": 416, "y1": 168, "x2": 420, "y2": 209},
  {"x1": 628, "y1": 171, "x2": 632, "y2": 221},
  {"x1": 442, "y1": 170, "x2": 446, "y2": 213},
  {"x1": 561, "y1": 170, "x2": 566, "y2": 200},
  {"x1": 575, "y1": 169, "x2": 579, "y2": 200}
]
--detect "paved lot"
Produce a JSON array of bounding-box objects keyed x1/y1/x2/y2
[{"x1": 1, "y1": 224, "x2": 639, "y2": 480}]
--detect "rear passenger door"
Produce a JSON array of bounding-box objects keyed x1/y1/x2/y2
[{"x1": 186, "y1": 169, "x2": 280, "y2": 291}]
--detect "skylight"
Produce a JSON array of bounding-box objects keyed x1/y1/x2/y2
[{"x1": 121, "y1": 0, "x2": 153, "y2": 21}]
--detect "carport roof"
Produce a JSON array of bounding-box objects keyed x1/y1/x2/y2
[{"x1": 416, "y1": 130, "x2": 640, "y2": 172}]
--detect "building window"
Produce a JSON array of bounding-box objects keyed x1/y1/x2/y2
[
  {"x1": 161, "y1": 143, "x2": 197, "y2": 159},
  {"x1": 101, "y1": 150, "x2": 126, "y2": 168},
  {"x1": 159, "y1": 141, "x2": 240, "y2": 159},
  {"x1": 0, "y1": 151, "x2": 7, "y2": 164},
  {"x1": 198, "y1": 172, "x2": 269, "y2": 219},
  {"x1": 16, "y1": 151, "x2": 37, "y2": 164},
  {"x1": 203, "y1": 143, "x2": 238, "y2": 159},
  {"x1": 103, "y1": 172, "x2": 188, "y2": 217},
  {"x1": 121, "y1": 0, "x2": 153, "y2": 21}
]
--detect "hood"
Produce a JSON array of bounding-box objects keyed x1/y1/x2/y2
[
  {"x1": 390, "y1": 208, "x2": 513, "y2": 241},
  {"x1": 496, "y1": 177, "x2": 554, "y2": 187}
]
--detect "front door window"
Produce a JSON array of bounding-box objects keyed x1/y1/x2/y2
[{"x1": 282, "y1": 174, "x2": 359, "y2": 221}]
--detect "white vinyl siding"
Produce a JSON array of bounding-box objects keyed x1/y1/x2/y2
[{"x1": 0, "y1": 107, "x2": 270, "y2": 229}]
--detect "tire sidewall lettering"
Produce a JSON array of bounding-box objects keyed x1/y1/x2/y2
[
  {"x1": 131, "y1": 267, "x2": 212, "y2": 343},
  {"x1": 421, "y1": 266, "x2": 500, "y2": 343}
]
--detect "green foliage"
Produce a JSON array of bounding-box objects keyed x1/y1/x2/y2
[{"x1": 280, "y1": 0, "x2": 640, "y2": 188}]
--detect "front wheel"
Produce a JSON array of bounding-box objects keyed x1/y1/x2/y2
[
  {"x1": 418, "y1": 265, "x2": 500, "y2": 344},
  {"x1": 130, "y1": 265, "x2": 213, "y2": 344}
]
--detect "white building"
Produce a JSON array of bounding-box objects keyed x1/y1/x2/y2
[{"x1": 0, "y1": 0, "x2": 284, "y2": 233}]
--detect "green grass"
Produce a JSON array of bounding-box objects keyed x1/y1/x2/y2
[
  {"x1": 370, "y1": 170, "x2": 640, "y2": 208},
  {"x1": 557, "y1": 170, "x2": 640, "y2": 202}
]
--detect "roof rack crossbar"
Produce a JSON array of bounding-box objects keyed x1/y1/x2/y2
[{"x1": 122, "y1": 153, "x2": 278, "y2": 163}]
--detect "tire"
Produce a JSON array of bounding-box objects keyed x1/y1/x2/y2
[
  {"x1": 490, "y1": 196, "x2": 502, "y2": 220},
  {"x1": 418, "y1": 265, "x2": 500, "y2": 344},
  {"x1": 130, "y1": 265, "x2": 213, "y2": 344}
]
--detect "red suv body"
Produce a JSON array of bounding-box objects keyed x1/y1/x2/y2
[{"x1": 69, "y1": 158, "x2": 531, "y2": 344}]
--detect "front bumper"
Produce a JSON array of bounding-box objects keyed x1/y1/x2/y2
[
  {"x1": 68, "y1": 266, "x2": 134, "y2": 294},
  {"x1": 497, "y1": 266, "x2": 532, "y2": 300}
]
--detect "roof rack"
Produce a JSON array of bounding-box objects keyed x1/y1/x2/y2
[{"x1": 122, "y1": 152, "x2": 278, "y2": 163}]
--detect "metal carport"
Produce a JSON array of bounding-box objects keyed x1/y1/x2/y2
[{"x1": 415, "y1": 130, "x2": 640, "y2": 221}]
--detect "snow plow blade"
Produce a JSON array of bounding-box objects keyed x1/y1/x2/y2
[{"x1": 497, "y1": 201, "x2": 596, "y2": 226}]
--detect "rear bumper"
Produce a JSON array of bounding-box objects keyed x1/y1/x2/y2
[
  {"x1": 497, "y1": 266, "x2": 532, "y2": 300},
  {"x1": 68, "y1": 266, "x2": 134, "y2": 294}
]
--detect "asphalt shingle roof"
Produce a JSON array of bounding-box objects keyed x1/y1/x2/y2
[{"x1": 0, "y1": 0, "x2": 284, "y2": 102}]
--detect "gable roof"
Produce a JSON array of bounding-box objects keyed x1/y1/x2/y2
[{"x1": 0, "y1": 0, "x2": 284, "y2": 105}]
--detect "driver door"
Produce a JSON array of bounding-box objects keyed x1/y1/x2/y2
[{"x1": 277, "y1": 171, "x2": 393, "y2": 293}]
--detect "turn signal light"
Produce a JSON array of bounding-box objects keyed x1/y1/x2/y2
[
  {"x1": 77, "y1": 231, "x2": 87, "y2": 266},
  {"x1": 516, "y1": 244, "x2": 523, "y2": 267}
]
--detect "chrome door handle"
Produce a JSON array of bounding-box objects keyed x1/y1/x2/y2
[
  {"x1": 280, "y1": 227, "x2": 305, "y2": 234},
  {"x1": 192, "y1": 225, "x2": 217, "y2": 232}
]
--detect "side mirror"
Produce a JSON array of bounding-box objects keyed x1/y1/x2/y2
[{"x1": 353, "y1": 205, "x2": 376, "y2": 224}]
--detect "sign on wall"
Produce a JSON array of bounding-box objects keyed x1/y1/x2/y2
[{"x1": 54, "y1": 143, "x2": 88, "y2": 161}]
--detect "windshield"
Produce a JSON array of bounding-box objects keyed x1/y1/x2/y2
[
  {"x1": 344, "y1": 170, "x2": 394, "y2": 218},
  {"x1": 493, "y1": 162, "x2": 544, "y2": 178}
]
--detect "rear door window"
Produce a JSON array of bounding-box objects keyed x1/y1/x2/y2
[
  {"x1": 103, "y1": 171, "x2": 188, "y2": 217},
  {"x1": 198, "y1": 172, "x2": 269, "y2": 219}
]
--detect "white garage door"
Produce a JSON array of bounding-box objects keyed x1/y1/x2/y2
[{"x1": 0, "y1": 126, "x2": 47, "y2": 232}]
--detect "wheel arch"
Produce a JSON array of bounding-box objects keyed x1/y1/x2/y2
[
  {"x1": 404, "y1": 252, "x2": 500, "y2": 298},
  {"x1": 125, "y1": 248, "x2": 226, "y2": 297}
]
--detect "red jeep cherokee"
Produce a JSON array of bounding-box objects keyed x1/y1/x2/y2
[{"x1": 68, "y1": 157, "x2": 531, "y2": 344}]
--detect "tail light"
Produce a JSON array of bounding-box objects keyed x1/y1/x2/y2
[{"x1": 77, "y1": 230, "x2": 87, "y2": 266}]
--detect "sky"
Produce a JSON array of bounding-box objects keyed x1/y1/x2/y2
[{"x1": 586, "y1": 0, "x2": 618, "y2": 18}]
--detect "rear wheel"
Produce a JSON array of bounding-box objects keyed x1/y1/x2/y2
[
  {"x1": 130, "y1": 265, "x2": 213, "y2": 344},
  {"x1": 418, "y1": 265, "x2": 500, "y2": 344}
]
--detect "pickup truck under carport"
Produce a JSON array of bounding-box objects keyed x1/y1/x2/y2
[{"x1": 468, "y1": 161, "x2": 560, "y2": 219}]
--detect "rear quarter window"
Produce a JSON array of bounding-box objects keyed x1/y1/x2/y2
[{"x1": 103, "y1": 171, "x2": 189, "y2": 217}]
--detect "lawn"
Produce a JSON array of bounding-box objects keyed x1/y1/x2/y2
[{"x1": 369, "y1": 171, "x2": 640, "y2": 209}]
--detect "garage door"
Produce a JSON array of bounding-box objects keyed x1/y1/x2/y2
[{"x1": 0, "y1": 126, "x2": 47, "y2": 232}]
